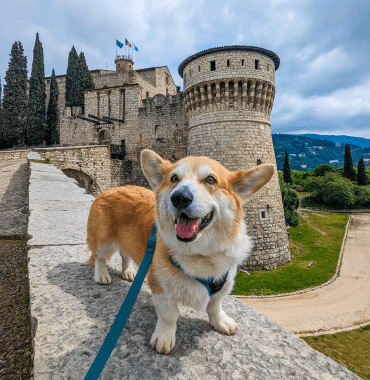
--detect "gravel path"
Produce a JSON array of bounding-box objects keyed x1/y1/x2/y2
[
  {"x1": 0, "y1": 160, "x2": 28, "y2": 239},
  {"x1": 241, "y1": 213, "x2": 370, "y2": 336}
]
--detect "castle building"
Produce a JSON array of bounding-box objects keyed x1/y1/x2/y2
[{"x1": 46, "y1": 45, "x2": 290, "y2": 271}]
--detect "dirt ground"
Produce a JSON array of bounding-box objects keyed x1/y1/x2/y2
[{"x1": 0, "y1": 239, "x2": 32, "y2": 380}]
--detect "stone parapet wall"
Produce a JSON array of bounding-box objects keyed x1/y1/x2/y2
[
  {"x1": 0, "y1": 149, "x2": 30, "y2": 161},
  {"x1": 36, "y1": 145, "x2": 111, "y2": 197}
]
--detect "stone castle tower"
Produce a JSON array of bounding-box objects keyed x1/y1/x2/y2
[{"x1": 178, "y1": 45, "x2": 290, "y2": 270}]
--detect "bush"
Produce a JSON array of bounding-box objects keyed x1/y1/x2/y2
[
  {"x1": 353, "y1": 185, "x2": 370, "y2": 208},
  {"x1": 279, "y1": 172, "x2": 300, "y2": 227},
  {"x1": 313, "y1": 164, "x2": 334, "y2": 177},
  {"x1": 322, "y1": 179, "x2": 355, "y2": 209},
  {"x1": 291, "y1": 170, "x2": 313, "y2": 186}
]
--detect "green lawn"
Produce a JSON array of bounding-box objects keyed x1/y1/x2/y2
[
  {"x1": 303, "y1": 325, "x2": 370, "y2": 379},
  {"x1": 232, "y1": 211, "x2": 349, "y2": 296}
]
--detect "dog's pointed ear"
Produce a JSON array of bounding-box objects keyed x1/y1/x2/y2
[
  {"x1": 231, "y1": 164, "x2": 275, "y2": 203},
  {"x1": 141, "y1": 149, "x2": 168, "y2": 190}
]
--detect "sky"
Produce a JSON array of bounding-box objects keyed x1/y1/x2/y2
[{"x1": 0, "y1": 0, "x2": 370, "y2": 138}]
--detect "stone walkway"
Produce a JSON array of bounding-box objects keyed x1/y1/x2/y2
[
  {"x1": 241, "y1": 213, "x2": 370, "y2": 336},
  {"x1": 25, "y1": 157, "x2": 359, "y2": 380},
  {"x1": 0, "y1": 160, "x2": 28, "y2": 239}
]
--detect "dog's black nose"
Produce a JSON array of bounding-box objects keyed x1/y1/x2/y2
[{"x1": 171, "y1": 186, "x2": 193, "y2": 210}]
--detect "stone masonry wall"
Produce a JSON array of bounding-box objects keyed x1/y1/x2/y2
[
  {"x1": 0, "y1": 150, "x2": 29, "y2": 161},
  {"x1": 36, "y1": 146, "x2": 112, "y2": 197},
  {"x1": 59, "y1": 108, "x2": 94, "y2": 146}
]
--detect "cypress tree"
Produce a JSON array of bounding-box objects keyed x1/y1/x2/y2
[
  {"x1": 0, "y1": 77, "x2": 2, "y2": 147},
  {"x1": 27, "y1": 32, "x2": 46, "y2": 145},
  {"x1": 74, "y1": 52, "x2": 94, "y2": 112},
  {"x1": 65, "y1": 46, "x2": 79, "y2": 107},
  {"x1": 283, "y1": 149, "x2": 292, "y2": 184},
  {"x1": 45, "y1": 69, "x2": 59, "y2": 145},
  {"x1": 357, "y1": 157, "x2": 368, "y2": 186},
  {"x1": 344, "y1": 143, "x2": 356, "y2": 181},
  {"x1": 2, "y1": 41, "x2": 28, "y2": 147}
]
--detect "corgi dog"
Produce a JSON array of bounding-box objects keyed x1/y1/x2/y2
[{"x1": 86, "y1": 149, "x2": 274, "y2": 354}]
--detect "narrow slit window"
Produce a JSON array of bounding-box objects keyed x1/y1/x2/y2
[
  {"x1": 242, "y1": 59, "x2": 244, "y2": 66},
  {"x1": 210, "y1": 60, "x2": 216, "y2": 71},
  {"x1": 227, "y1": 60, "x2": 230, "y2": 67},
  {"x1": 255, "y1": 59, "x2": 260, "y2": 70},
  {"x1": 259, "y1": 209, "x2": 268, "y2": 221},
  {"x1": 198, "y1": 66, "x2": 200, "y2": 72}
]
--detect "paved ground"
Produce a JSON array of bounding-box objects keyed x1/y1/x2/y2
[
  {"x1": 0, "y1": 160, "x2": 28, "y2": 239},
  {"x1": 26, "y1": 160, "x2": 359, "y2": 380},
  {"x1": 241, "y1": 213, "x2": 370, "y2": 335}
]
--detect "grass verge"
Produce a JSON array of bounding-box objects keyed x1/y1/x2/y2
[
  {"x1": 302, "y1": 325, "x2": 370, "y2": 379},
  {"x1": 31, "y1": 159, "x2": 51, "y2": 164},
  {"x1": 231, "y1": 211, "x2": 349, "y2": 296}
]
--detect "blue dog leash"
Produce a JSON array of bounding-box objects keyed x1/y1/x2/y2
[{"x1": 84, "y1": 224, "x2": 157, "y2": 380}]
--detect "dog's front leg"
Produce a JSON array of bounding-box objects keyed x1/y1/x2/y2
[
  {"x1": 207, "y1": 289, "x2": 238, "y2": 336},
  {"x1": 150, "y1": 295, "x2": 179, "y2": 354}
]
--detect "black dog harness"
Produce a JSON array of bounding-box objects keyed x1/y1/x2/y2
[{"x1": 169, "y1": 255, "x2": 229, "y2": 296}]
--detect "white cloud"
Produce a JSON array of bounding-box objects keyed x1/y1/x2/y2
[{"x1": 273, "y1": 75, "x2": 370, "y2": 124}]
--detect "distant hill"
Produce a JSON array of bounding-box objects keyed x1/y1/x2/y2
[
  {"x1": 272, "y1": 133, "x2": 370, "y2": 172},
  {"x1": 294, "y1": 134, "x2": 370, "y2": 148}
]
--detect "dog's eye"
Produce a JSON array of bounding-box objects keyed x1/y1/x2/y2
[
  {"x1": 206, "y1": 176, "x2": 216, "y2": 185},
  {"x1": 170, "y1": 174, "x2": 179, "y2": 183}
]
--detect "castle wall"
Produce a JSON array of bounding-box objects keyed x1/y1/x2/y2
[
  {"x1": 135, "y1": 68, "x2": 156, "y2": 86},
  {"x1": 58, "y1": 108, "x2": 94, "y2": 146}
]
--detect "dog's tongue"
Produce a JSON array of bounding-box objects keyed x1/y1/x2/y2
[{"x1": 176, "y1": 216, "x2": 200, "y2": 239}]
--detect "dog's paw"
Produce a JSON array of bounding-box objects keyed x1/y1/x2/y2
[
  {"x1": 150, "y1": 329, "x2": 176, "y2": 354},
  {"x1": 94, "y1": 272, "x2": 112, "y2": 285},
  {"x1": 122, "y1": 269, "x2": 136, "y2": 282},
  {"x1": 210, "y1": 314, "x2": 238, "y2": 336}
]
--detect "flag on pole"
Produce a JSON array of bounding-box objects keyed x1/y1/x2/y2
[
  {"x1": 116, "y1": 39, "x2": 123, "y2": 48},
  {"x1": 133, "y1": 43, "x2": 138, "y2": 52},
  {"x1": 125, "y1": 38, "x2": 132, "y2": 48}
]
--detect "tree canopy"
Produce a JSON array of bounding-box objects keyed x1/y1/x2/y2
[
  {"x1": 1, "y1": 41, "x2": 28, "y2": 147},
  {"x1": 283, "y1": 150, "x2": 292, "y2": 184},
  {"x1": 45, "y1": 68, "x2": 59, "y2": 145},
  {"x1": 27, "y1": 32, "x2": 46, "y2": 145},
  {"x1": 344, "y1": 143, "x2": 356, "y2": 181}
]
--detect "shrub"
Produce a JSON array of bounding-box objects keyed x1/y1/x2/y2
[
  {"x1": 321, "y1": 178, "x2": 355, "y2": 209},
  {"x1": 353, "y1": 185, "x2": 370, "y2": 208},
  {"x1": 279, "y1": 172, "x2": 299, "y2": 227},
  {"x1": 313, "y1": 164, "x2": 334, "y2": 177}
]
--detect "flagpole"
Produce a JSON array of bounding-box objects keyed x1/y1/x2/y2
[{"x1": 132, "y1": 42, "x2": 134, "y2": 61}]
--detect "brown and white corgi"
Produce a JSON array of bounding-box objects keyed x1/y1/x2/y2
[{"x1": 86, "y1": 149, "x2": 274, "y2": 354}]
